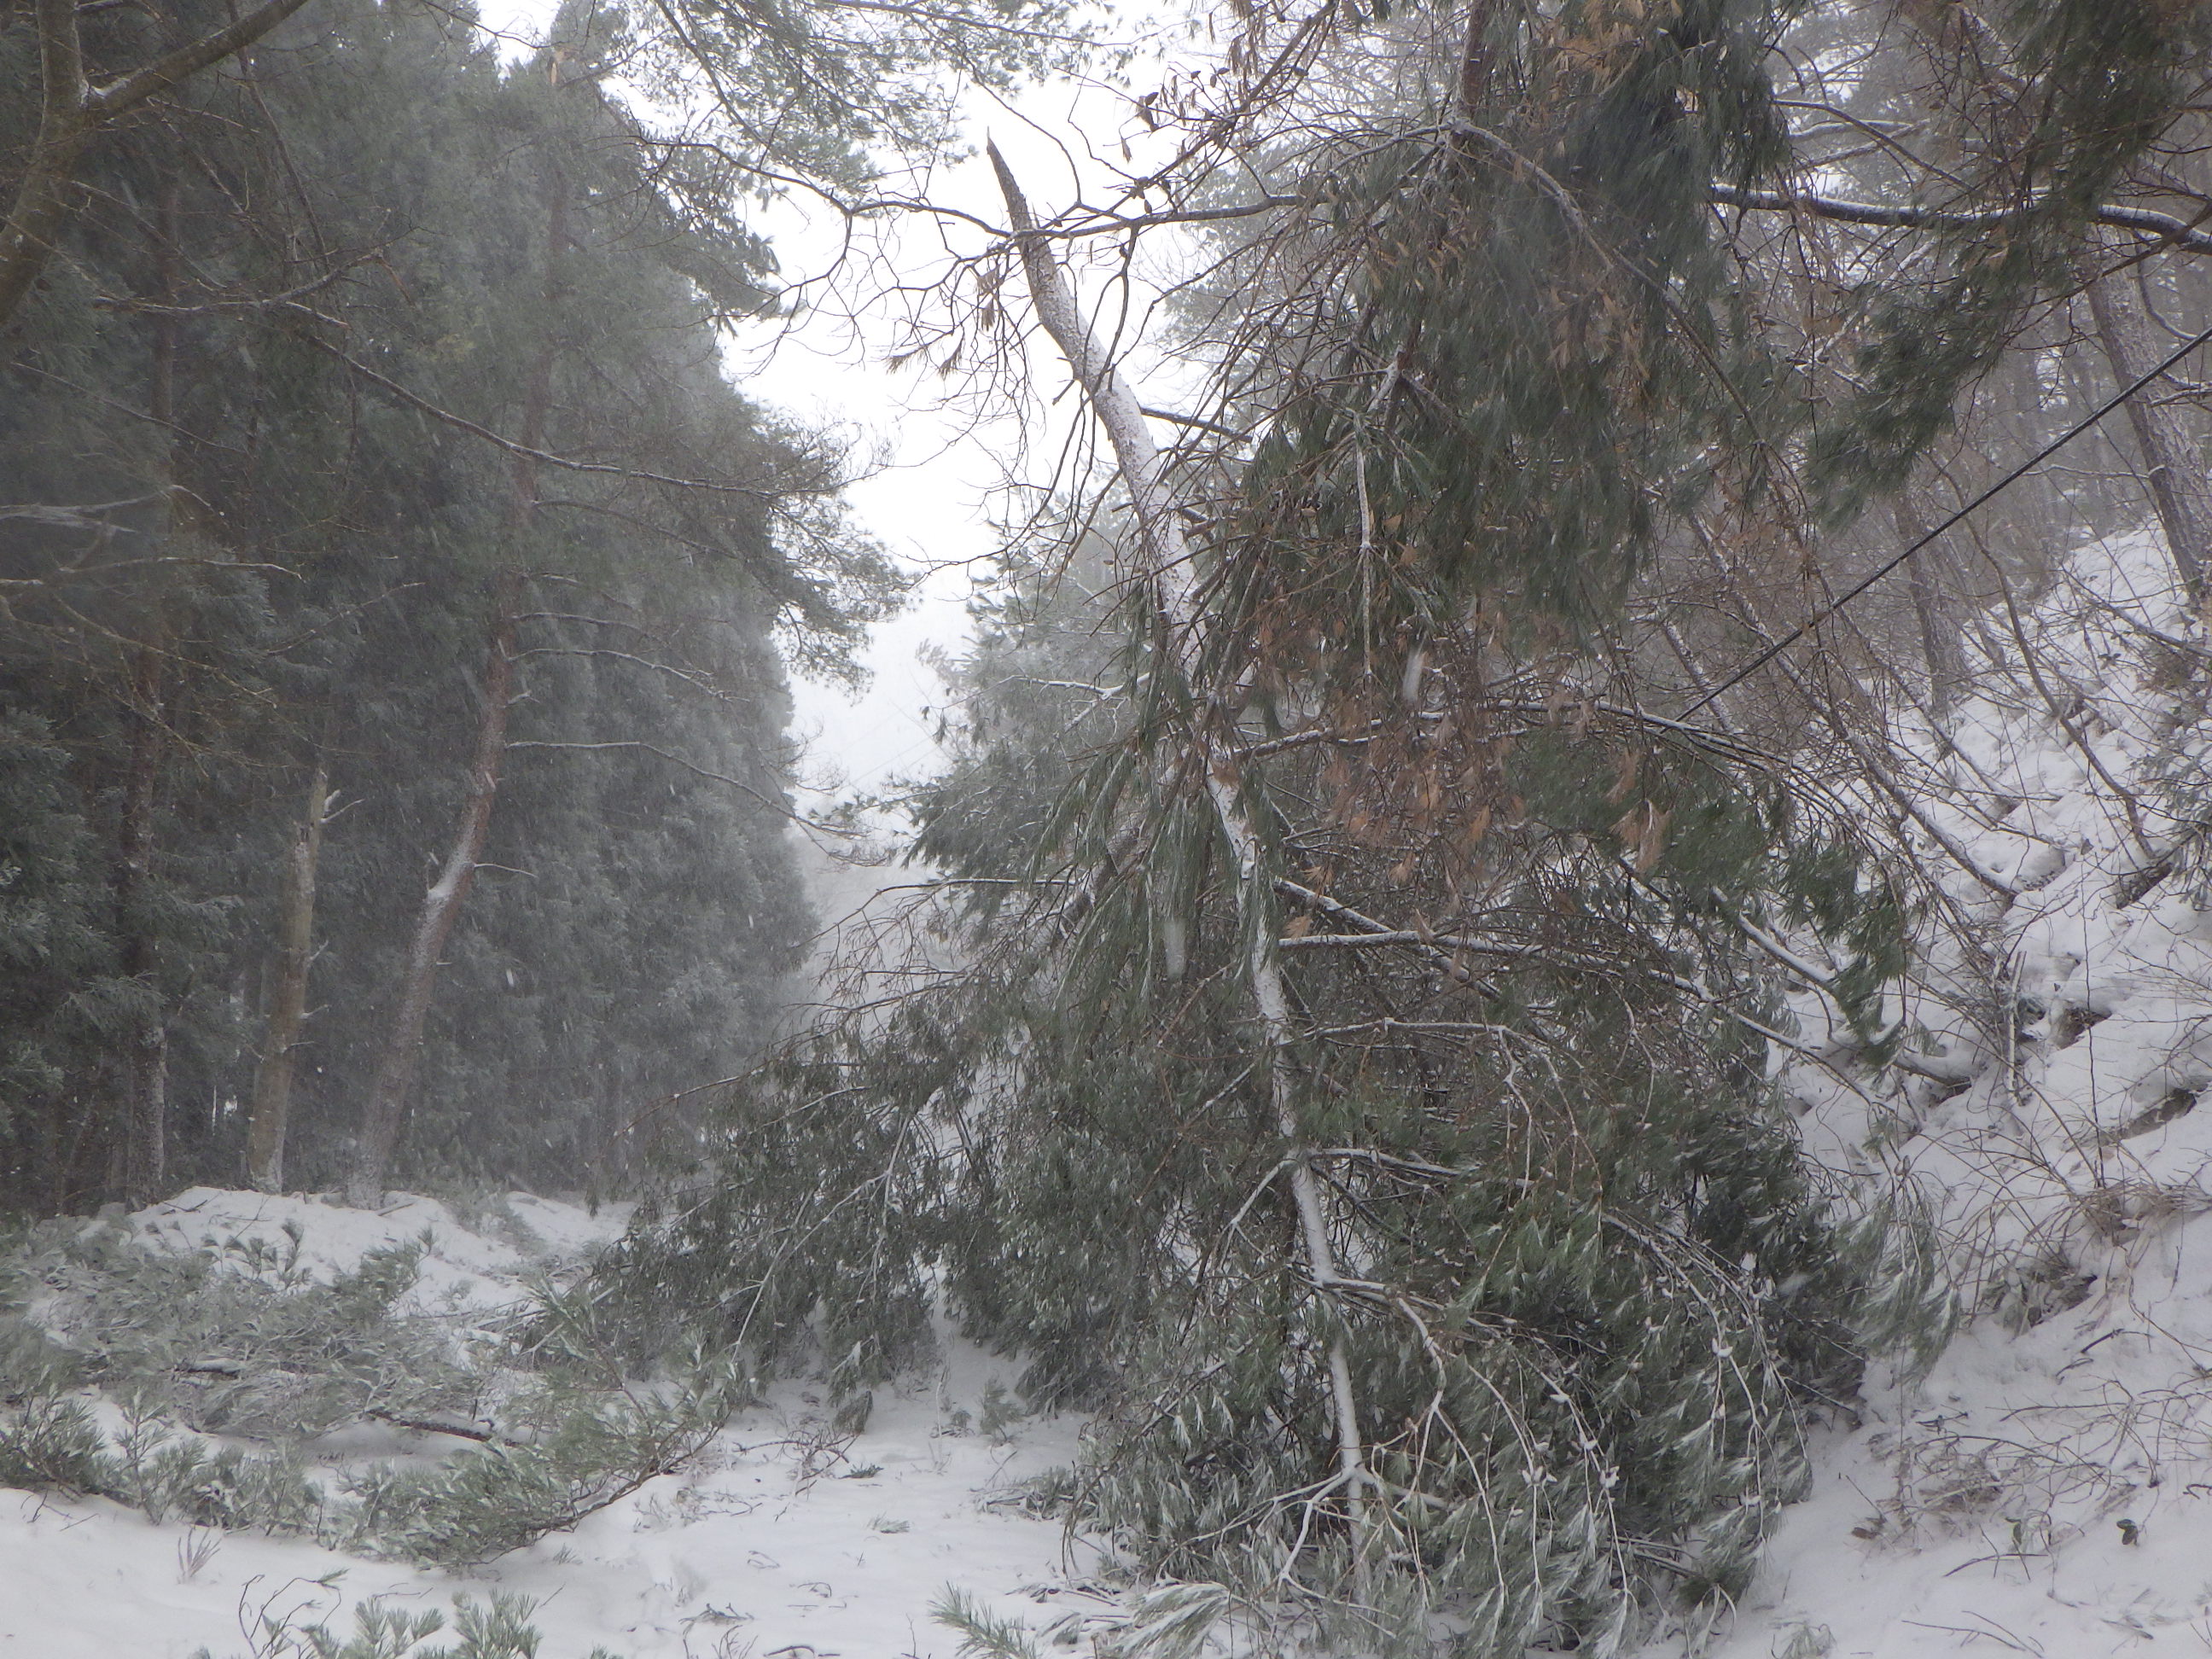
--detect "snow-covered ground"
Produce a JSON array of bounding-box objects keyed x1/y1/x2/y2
[
  {"x1": 1670, "y1": 534, "x2": 2212, "y2": 1659},
  {"x1": 0, "y1": 1188, "x2": 1094, "y2": 1659}
]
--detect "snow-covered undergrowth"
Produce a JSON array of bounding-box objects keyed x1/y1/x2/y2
[
  {"x1": 1678, "y1": 534, "x2": 2212, "y2": 1658},
  {"x1": 0, "y1": 1187, "x2": 1092, "y2": 1658}
]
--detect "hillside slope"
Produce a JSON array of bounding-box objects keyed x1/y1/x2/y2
[{"x1": 1678, "y1": 534, "x2": 2212, "y2": 1658}]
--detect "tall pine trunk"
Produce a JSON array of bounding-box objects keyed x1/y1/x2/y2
[
  {"x1": 1893, "y1": 493, "x2": 1969, "y2": 730},
  {"x1": 346, "y1": 570, "x2": 521, "y2": 1205},
  {"x1": 345, "y1": 146, "x2": 564, "y2": 1205},
  {"x1": 247, "y1": 761, "x2": 328, "y2": 1192},
  {"x1": 116, "y1": 179, "x2": 180, "y2": 1207},
  {"x1": 116, "y1": 643, "x2": 168, "y2": 1205}
]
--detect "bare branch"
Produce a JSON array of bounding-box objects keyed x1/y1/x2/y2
[
  {"x1": 1713, "y1": 182, "x2": 2212, "y2": 257},
  {"x1": 297, "y1": 331, "x2": 783, "y2": 502},
  {"x1": 0, "y1": 0, "x2": 325, "y2": 329},
  {"x1": 87, "y1": 0, "x2": 320, "y2": 116}
]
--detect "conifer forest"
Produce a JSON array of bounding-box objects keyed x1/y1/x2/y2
[{"x1": 12, "y1": 0, "x2": 2212, "y2": 1654}]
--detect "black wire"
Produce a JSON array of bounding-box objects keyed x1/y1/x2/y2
[{"x1": 1683, "y1": 317, "x2": 2212, "y2": 716}]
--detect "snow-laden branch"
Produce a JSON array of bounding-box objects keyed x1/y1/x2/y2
[{"x1": 1712, "y1": 182, "x2": 2212, "y2": 257}]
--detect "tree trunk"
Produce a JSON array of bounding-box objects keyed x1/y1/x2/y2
[
  {"x1": 346, "y1": 142, "x2": 565, "y2": 1206},
  {"x1": 116, "y1": 644, "x2": 168, "y2": 1205},
  {"x1": 2084, "y1": 269, "x2": 2210, "y2": 604},
  {"x1": 346, "y1": 572, "x2": 521, "y2": 1205},
  {"x1": 247, "y1": 761, "x2": 328, "y2": 1192},
  {"x1": 1893, "y1": 493, "x2": 1970, "y2": 730},
  {"x1": 990, "y1": 145, "x2": 1374, "y2": 1557}
]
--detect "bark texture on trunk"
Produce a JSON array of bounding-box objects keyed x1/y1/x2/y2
[
  {"x1": 2085, "y1": 271, "x2": 2210, "y2": 603},
  {"x1": 247, "y1": 762, "x2": 328, "y2": 1193},
  {"x1": 1893, "y1": 494, "x2": 1970, "y2": 730}
]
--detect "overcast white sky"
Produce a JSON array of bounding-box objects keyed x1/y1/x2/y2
[
  {"x1": 470, "y1": 0, "x2": 1180, "y2": 815},
  {"x1": 739, "y1": 73, "x2": 1193, "y2": 812}
]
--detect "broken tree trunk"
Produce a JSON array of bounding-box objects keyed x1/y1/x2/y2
[
  {"x1": 247, "y1": 760, "x2": 329, "y2": 1193},
  {"x1": 988, "y1": 143, "x2": 1373, "y2": 1551}
]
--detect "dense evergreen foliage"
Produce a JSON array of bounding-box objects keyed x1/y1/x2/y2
[
  {"x1": 594, "y1": 0, "x2": 2212, "y2": 1650},
  {"x1": 0, "y1": 0, "x2": 894, "y2": 1208},
  {"x1": 606, "y1": 541, "x2": 1949, "y2": 1652}
]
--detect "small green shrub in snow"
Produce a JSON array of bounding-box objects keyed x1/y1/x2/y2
[
  {"x1": 108, "y1": 1399, "x2": 322, "y2": 1529},
  {"x1": 189, "y1": 1588, "x2": 622, "y2": 1659},
  {"x1": 1, "y1": 1295, "x2": 317, "y2": 1521},
  {"x1": 0, "y1": 1389, "x2": 107, "y2": 1492},
  {"x1": 0, "y1": 1348, "x2": 325, "y2": 1532},
  {"x1": 9, "y1": 1215, "x2": 482, "y2": 1438}
]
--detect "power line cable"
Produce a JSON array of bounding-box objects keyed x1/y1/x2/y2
[{"x1": 1684, "y1": 317, "x2": 2212, "y2": 715}]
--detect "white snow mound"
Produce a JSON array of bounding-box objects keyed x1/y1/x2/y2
[{"x1": 0, "y1": 1187, "x2": 1095, "y2": 1659}]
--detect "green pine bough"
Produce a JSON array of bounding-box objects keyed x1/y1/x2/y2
[{"x1": 0, "y1": 1218, "x2": 748, "y2": 1570}]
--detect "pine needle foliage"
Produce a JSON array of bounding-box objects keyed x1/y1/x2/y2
[
  {"x1": 1804, "y1": 0, "x2": 2212, "y2": 508},
  {"x1": 933, "y1": 1586, "x2": 1044, "y2": 1659},
  {"x1": 191, "y1": 1590, "x2": 621, "y2": 1659},
  {"x1": 0, "y1": 712, "x2": 114, "y2": 1121},
  {"x1": 595, "y1": 1, "x2": 1975, "y2": 1649},
  {"x1": 1232, "y1": 0, "x2": 1803, "y2": 628},
  {"x1": 603, "y1": 542, "x2": 1946, "y2": 1654},
  {"x1": 9, "y1": 1215, "x2": 477, "y2": 1439},
  {"x1": 927, "y1": 617, "x2": 1930, "y2": 1657},
  {"x1": 585, "y1": 1022, "x2": 949, "y2": 1392},
  {"x1": 0, "y1": 1219, "x2": 745, "y2": 1566},
  {"x1": 338, "y1": 1348, "x2": 747, "y2": 1569},
  {"x1": 0, "y1": 1312, "x2": 324, "y2": 1532},
  {"x1": 0, "y1": 0, "x2": 905, "y2": 1207}
]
